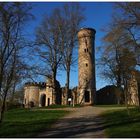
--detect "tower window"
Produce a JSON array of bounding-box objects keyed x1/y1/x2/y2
[
  {"x1": 84, "y1": 48, "x2": 88, "y2": 53},
  {"x1": 86, "y1": 63, "x2": 88, "y2": 67},
  {"x1": 85, "y1": 39, "x2": 87, "y2": 46}
]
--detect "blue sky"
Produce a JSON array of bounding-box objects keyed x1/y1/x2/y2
[{"x1": 25, "y1": 2, "x2": 114, "y2": 90}]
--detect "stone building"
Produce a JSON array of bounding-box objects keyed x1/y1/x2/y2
[
  {"x1": 24, "y1": 80, "x2": 78, "y2": 108},
  {"x1": 24, "y1": 27, "x2": 96, "y2": 107},
  {"x1": 24, "y1": 79, "x2": 61, "y2": 108},
  {"x1": 23, "y1": 27, "x2": 140, "y2": 107},
  {"x1": 96, "y1": 85, "x2": 123, "y2": 105},
  {"x1": 78, "y1": 28, "x2": 96, "y2": 105},
  {"x1": 24, "y1": 26, "x2": 140, "y2": 107},
  {"x1": 96, "y1": 71, "x2": 140, "y2": 106}
]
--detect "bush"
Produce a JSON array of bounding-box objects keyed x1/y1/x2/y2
[{"x1": 6, "y1": 101, "x2": 23, "y2": 110}]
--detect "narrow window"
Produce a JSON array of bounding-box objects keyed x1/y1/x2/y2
[
  {"x1": 85, "y1": 39, "x2": 87, "y2": 46},
  {"x1": 86, "y1": 63, "x2": 88, "y2": 67},
  {"x1": 84, "y1": 49, "x2": 86, "y2": 52}
]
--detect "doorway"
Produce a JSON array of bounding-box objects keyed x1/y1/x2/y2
[
  {"x1": 40, "y1": 94, "x2": 46, "y2": 107},
  {"x1": 48, "y1": 98, "x2": 50, "y2": 106},
  {"x1": 85, "y1": 91, "x2": 90, "y2": 102}
]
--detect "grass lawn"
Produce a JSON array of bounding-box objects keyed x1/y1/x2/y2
[
  {"x1": 95, "y1": 104, "x2": 126, "y2": 107},
  {"x1": 0, "y1": 108, "x2": 68, "y2": 137},
  {"x1": 102, "y1": 107, "x2": 140, "y2": 138},
  {"x1": 35, "y1": 104, "x2": 82, "y2": 109}
]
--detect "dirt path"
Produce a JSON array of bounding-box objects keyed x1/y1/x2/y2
[{"x1": 37, "y1": 106, "x2": 108, "y2": 138}]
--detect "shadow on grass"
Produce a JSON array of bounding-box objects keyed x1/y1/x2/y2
[
  {"x1": 37, "y1": 116, "x2": 106, "y2": 138},
  {"x1": 37, "y1": 108, "x2": 140, "y2": 138},
  {"x1": 101, "y1": 108, "x2": 140, "y2": 138}
]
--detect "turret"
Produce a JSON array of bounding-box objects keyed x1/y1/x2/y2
[{"x1": 24, "y1": 82, "x2": 40, "y2": 108}]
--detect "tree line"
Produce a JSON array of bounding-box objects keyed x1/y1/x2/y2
[{"x1": 98, "y1": 3, "x2": 140, "y2": 112}]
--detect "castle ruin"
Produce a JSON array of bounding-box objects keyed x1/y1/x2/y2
[
  {"x1": 24, "y1": 27, "x2": 96, "y2": 107},
  {"x1": 23, "y1": 27, "x2": 140, "y2": 107}
]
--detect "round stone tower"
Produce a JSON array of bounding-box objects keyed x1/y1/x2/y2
[
  {"x1": 78, "y1": 28, "x2": 96, "y2": 105},
  {"x1": 24, "y1": 82, "x2": 39, "y2": 108}
]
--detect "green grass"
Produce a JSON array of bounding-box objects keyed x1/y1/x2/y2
[
  {"x1": 39, "y1": 104, "x2": 69, "y2": 109},
  {"x1": 0, "y1": 108, "x2": 68, "y2": 137},
  {"x1": 36, "y1": 104, "x2": 82, "y2": 109},
  {"x1": 102, "y1": 107, "x2": 140, "y2": 138},
  {"x1": 95, "y1": 104, "x2": 125, "y2": 107}
]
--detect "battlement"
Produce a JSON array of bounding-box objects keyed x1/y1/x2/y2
[{"x1": 25, "y1": 82, "x2": 46, "y2": 88}]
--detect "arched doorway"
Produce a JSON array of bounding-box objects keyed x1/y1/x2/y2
[
  {"x1": 29, "y1": 101, "x2": 34, "y2": 108},
  {"x1": 85, "y1": 91, "x2": 90, "y2": 102},
  {"x1": 40, "y1": 94, "x2": 46, "y2": 107},
  {"x1": 48, "y1": 98, "x2": 50, "y2": 106}
]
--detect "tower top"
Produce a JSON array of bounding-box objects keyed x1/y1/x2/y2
[
  {"x1": 78, "y1": 28, "x2": 96, "y2": 38},
  {"x1": 79, "y1": 27, "x2": 96, "y2": 32}
]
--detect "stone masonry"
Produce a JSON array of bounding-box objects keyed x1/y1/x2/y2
[{"x1": 78, "y1": 28, "x2": 96, "y2": 105}]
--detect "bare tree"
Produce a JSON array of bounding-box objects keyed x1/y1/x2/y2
[
  {"x1": 0, "y1": 2, "x2": 32, "y2": 122},
  {"x1": 99, "y1": 23, "x2": 137, "y2": 105},
  {"x1": 35, "y1": 8, "x2": 64, "y2": 104},
  {"x1": 61, "y1": 3, "x2": 85, "y2": 103},
  {"x1": 35, "y1": 3, "x2": 85, "y2": 105},
  {"x1": 114, "y1": 2, "x2": 140, "y2": 65}
]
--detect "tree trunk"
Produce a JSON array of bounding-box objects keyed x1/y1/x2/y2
[
  {"x1": 10, "y1": 81, "x2": 16, "y2": 104},
  {"x1": 72, "y1": 91, "x2": 75, "y2": 107},
  {"x1": 0, "y1": 106, "x2": 5, "y2": 123},
  {"x1": 124, "y1": 79, "x2": 130, "y2": 116},
  {"x1": 52, "y1": 70, "x2": 57, "y2": 104},
  {"x1": 0, "y1": 93, "x2": 7, "y2": 123},
  {"x1": 66, "y1": 68, "x2": 70, "y2": 105}
]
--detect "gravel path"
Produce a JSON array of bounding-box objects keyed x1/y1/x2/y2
[{"x1": 37, "y1": 106, "x2": 108, "y2": 138}]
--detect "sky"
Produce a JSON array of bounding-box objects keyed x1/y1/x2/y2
[{"x1": 25, "y1": 2, "x2": 114, "y2": 90}]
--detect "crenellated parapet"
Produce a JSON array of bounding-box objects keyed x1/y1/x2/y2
[{"x1": 24, "y1": 82, "x2": 46, "y2": 88}]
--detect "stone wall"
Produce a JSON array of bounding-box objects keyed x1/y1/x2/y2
[
  {"x1": 128, "y1": 73, "x2": 139, "y2": 106},
  {"x1": 24, "y1": 84, "x2": 39, "y2": 108}
]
